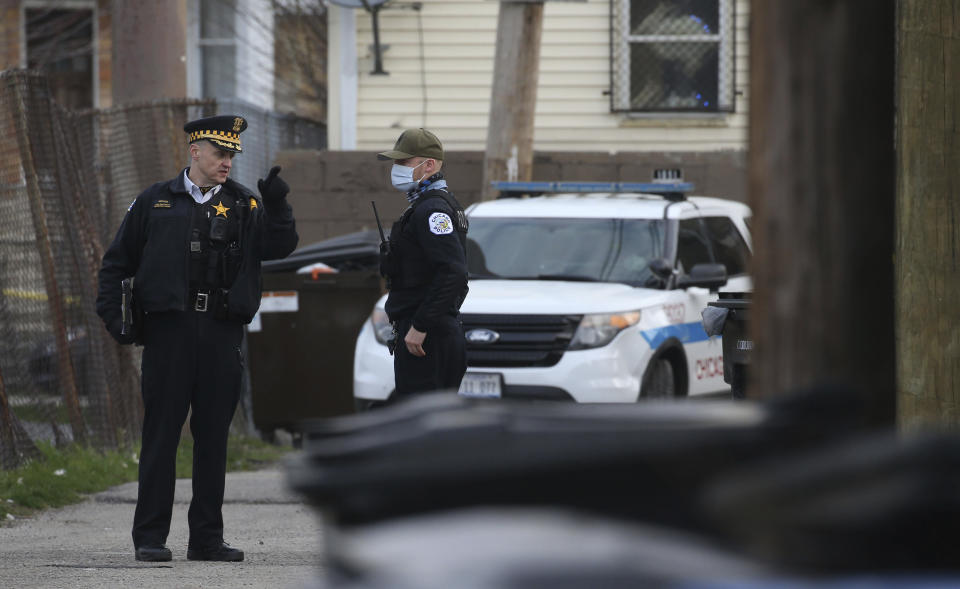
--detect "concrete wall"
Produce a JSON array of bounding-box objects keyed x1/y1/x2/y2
[{"x1": 278, "y1": 149, "x2": 747, "y2": 248}]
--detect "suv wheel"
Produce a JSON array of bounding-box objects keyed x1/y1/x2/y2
[{"x1": 640, "y1": 358, "x2": 675, "y2": 399}]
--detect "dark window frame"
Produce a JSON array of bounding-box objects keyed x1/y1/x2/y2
[{"x1": 23, "y1": 4, "x2": 97, "y2": 109}]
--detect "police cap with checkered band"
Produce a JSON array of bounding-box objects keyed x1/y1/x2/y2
[{"x1": 184, "y1": 115, "x2": 248, "y2": 153}]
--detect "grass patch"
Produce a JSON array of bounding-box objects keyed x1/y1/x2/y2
[
  {"x1": 9, "y1": 401, "x2": 71, "y2": 425},
  {"x1": 0, "y1": 435, "x2": 291, "y2": 524},
  {"x1": 175, "y1": 434, "x2": 291, "y2": 478}
]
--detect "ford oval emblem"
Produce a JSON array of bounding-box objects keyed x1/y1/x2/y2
[{"x1": 465, "y1": 328, "x2": 500, "y2": 344}]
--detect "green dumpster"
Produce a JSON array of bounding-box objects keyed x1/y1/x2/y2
[{"x1": 246, "y1": 269, "x2": 383, "y2": 436}]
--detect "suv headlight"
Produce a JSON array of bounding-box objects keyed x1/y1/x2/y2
[
  {"x1": 568, "y1": 311, "x2": 641, "y2": 350},
  {"x1": 370, "y1": 308, "x2": 393, "y2": 346}
]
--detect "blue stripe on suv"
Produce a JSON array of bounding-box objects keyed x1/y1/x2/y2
[{"x1": 640, "y1": 322, "x2": 714, "y2": 349}]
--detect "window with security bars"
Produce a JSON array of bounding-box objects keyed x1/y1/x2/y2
[{"x1": 611, "y1": 0, "x2": 735, "y2": 113}]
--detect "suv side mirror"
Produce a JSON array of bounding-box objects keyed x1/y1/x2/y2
[
  {"x1": 677, "y1": 263, "x2": 728, "y2": 291},
  {"x1": 648, "y1": 258, "x2": 674, "y2": 279}
]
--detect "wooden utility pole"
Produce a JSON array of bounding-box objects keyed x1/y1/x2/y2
[
  {"x1": 480, "y1": 1, "x2": 544, "y2": 201},
  {"x1": 0, "y1": 0, "x2": 20, "y2": 70},
  {"x1": 747, "y1": 0, "x2": 896, "y2": 428},
  {"x1": 896, "y1": 0, "x2": 960, "y2": 430},
  {"x1": 111, "y1": 1, "x2": 187, "y2": 103}
]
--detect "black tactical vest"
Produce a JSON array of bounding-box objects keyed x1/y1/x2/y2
[
  {"x1": 383, "y1": 189, "x2": 468, "y2": 289},
  {"x1": 188, "y1": 189, "x2": 245, "y2": 290},
  {"x1": 395, "y1": 190, "x2": 468, "y2": 247}
]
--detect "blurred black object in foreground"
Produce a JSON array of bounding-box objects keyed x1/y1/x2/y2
[
  {"x1": 287, "y1": 391, "x2": 960, "y2": 582},
  {"x1": 704, "y1": 432, "x2": 960, "y2": 572}
]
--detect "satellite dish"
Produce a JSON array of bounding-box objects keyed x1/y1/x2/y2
[{"x1": 327, "y1": 0, "x2": 391, "y2": 75}]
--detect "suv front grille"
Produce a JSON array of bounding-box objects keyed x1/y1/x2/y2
[{"x1": 461, "y1": 314, "x2": 582, "y2": 368}]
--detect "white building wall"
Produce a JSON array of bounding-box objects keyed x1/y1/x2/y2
[
  {"x1": 234, "y1": 0, "x2": 274, "y2": 109},
  {"x1": 327, "y1": 6, "x2": 357, "y2": 150},
  {"x1": 187, "y1": 0, "x2": 275, "y2": 110},
  {"x1": 349, "y1": 0, "x2": 749, "y2": 152}
]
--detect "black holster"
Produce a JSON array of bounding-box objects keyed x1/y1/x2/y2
[{"x1": 121, "y1": 277, "x2": 145, "y2": 345}]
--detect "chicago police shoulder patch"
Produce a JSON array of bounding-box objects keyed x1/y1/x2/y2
[{"x1": 428, "y1": 212, "x2": 454, "y2": 235}]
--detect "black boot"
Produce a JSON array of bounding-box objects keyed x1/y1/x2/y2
[
  {"x1": 186, "y1": 541, "x2": 244, "y2": 562},
  {"x1": 135, "y1": 544, "x2": 172, "y2": 562}
]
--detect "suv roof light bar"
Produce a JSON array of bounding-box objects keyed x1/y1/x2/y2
[{"x1": 492, "y1": 181, "x2": 693, "y2": 201}]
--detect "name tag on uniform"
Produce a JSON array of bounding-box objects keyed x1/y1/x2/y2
[{"x1": 190, "y1": 241, "x2": 201, "y2": 252}]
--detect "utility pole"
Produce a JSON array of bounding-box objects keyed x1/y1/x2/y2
[
  {"x1": 747, "y1": 0, "x2": 896, "y2": 429},
  {"x1": 0, "y1": 0, "x2": 20, "y2": 69},
  {"x1": 111, "y1": 1, "x2": 187, "y2": 103},
  {"x1": 480, "y1": 1, "x2": 544, "y2": 201},
  {"x1": 896, "y1": 0, "x2": 960, "y2": 430}
]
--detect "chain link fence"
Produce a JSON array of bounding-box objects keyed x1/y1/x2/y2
[
  {"x1": 218, "y1": 97, "x2": 325, "y2": 190},
  {"x1": 0, "y1": 69, "x2": 324, "y2": 469}
]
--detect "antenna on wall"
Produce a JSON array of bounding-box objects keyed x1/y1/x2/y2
[{"x1": 327, "y1": 0, "x2": 391, "y2": 75}]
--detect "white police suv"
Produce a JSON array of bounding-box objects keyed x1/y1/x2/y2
[{"x1": 354, "y1": 179, "x2": 752, "y2": 404}]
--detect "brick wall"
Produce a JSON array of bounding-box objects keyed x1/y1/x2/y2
[{"x1": 277, "y1": 150, "x2": 747, "y2": 247}]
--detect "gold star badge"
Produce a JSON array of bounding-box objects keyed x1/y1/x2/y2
[
  {"x1": 249, "y1": 197, "x2": 258, "y2": 210},
  {"x1": 212, "y1": 200, "x2": 230, "y2": 217}
]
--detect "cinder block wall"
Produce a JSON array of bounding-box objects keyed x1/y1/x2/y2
[{"x1": 277, "y1": 150, "x2": 747, "y2": 247}]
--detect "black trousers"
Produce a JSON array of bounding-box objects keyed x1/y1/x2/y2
[
  {"x1": 393, "y1": 315, "x2": 467, "y2": 397},
  {"x1": 132, "y1": 310, "x2": 243, "y2": 549}
]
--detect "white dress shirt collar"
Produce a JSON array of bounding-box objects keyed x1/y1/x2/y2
[{"x1": 183, "y1": 169, "x2": 222, "y2": 204}]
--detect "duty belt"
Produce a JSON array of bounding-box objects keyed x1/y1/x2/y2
[{"x1": 188, "y1": 288, "x2": 224, "y2": 313}]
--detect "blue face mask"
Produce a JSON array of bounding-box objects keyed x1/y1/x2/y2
[{"x1": 390, "y1": 160, "x2": 428, "y2": 192}]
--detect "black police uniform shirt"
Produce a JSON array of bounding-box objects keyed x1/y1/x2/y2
[
  {"x1": 384, "y1": 180, "x2": 468, "y2": 333},
  {"x1": 96, "y1": 168, "x2": 298, "y2": 332}
]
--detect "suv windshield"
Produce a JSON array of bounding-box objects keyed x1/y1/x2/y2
[{"x1": 467, "y1": 217, "x2": 666, "y2": 286}]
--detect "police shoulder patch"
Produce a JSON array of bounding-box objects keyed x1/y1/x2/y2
[{"x1": 428, "y1": 212, "x2": 454, "y2": 235}]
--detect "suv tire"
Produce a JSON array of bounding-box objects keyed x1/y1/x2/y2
[{"x1": 640, "y1": 357, "x2": 675, "y2": 399}]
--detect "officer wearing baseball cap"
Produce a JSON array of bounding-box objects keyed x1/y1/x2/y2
[
  {"x1": 377, "y1": 128, "x2": 469, "y2": 399},
  {"x1": 96, "y1": 114, "x2": 298, "y2": 563}
]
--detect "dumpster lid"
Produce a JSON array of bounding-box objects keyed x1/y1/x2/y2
[
  {"x1": 708, "y1": 291, "x2": 752, "y2": 310},
  {"x1": 263, "y1": 229, "x2": 380, "y2": 273}
]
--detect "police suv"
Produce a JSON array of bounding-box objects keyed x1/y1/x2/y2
[{"x1": 354, "y1": 178, "x2": 752, "y2": 403}]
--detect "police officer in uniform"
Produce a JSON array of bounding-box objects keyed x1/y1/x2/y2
[
  {"x1": 96, "y1": 115, "x2": 298, "y2": 562},
  {"x1": 378, "y1": 128, "x2": 469, "y2": 398}
]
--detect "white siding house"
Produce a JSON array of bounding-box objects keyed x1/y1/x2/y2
[{"x1": 327, "y1": 0, "x2": 749, "y2": 153}]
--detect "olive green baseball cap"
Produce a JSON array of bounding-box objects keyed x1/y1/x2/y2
[{"x1": 377, "y1": 128, "x2": 444, "y2": 161}]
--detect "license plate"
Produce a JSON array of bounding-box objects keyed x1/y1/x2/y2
[{"x1": 458, "y1": 372, "x2": 502, "y2": 399}]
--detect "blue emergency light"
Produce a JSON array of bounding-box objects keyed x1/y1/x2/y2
[{"x1": 491, "y1": 181, "x2": 694, "y2": 200}]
